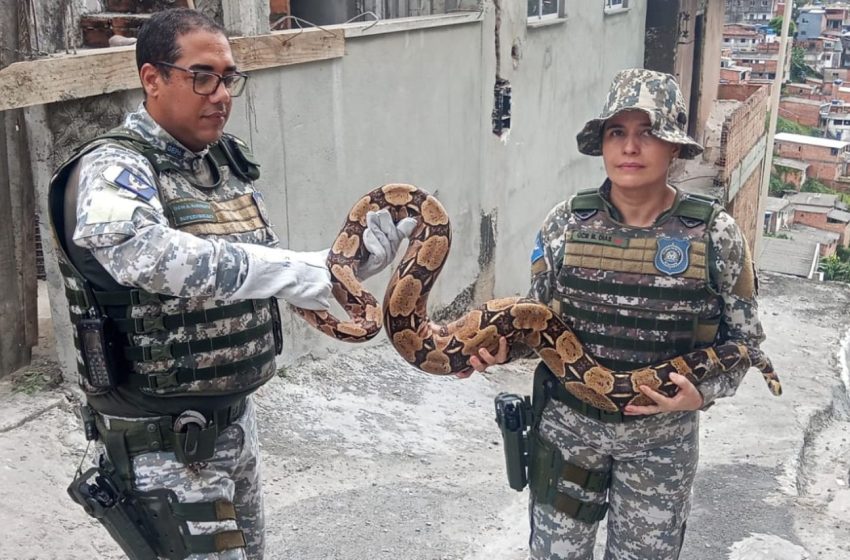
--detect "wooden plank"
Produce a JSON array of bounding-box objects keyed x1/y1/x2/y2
[{"x1": 0, "y1": 28, "x2": 344, "y2": 112}]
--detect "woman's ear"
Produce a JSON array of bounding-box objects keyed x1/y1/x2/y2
[{"x1": 671, "y1": 144, "x2": 681, "y2": 160}]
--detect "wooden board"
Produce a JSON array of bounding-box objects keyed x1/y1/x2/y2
[{"x1": 0, "y1": 28, "x2": 344, "y2": 112}]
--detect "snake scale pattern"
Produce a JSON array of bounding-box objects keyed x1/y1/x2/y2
[{"x1": 295, "y1": 184, "x2": 782, "y2": 413}]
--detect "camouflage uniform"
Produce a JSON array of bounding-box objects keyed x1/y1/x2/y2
[
  {"x1": 524, "y1": 69, "x2": 764, "y2": 559},
  {"x1": 51, "y1": 104, "x2": 323, "y2": 559}
]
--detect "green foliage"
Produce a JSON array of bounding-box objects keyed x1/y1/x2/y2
[
  {"x1": 837, "y1": 245, "x2": 850, "y2": 262},
  {"x1": 801, "y1": 178, "x2": 833, "y2": 193},
  {"x1": 768, "y1": 16, "x2": 796, "y2": 37},
  {"x1": 819, "y1": 254, "x2": 850, "y2": 282},
  {"x1": 790, "y1": 46, "x2": 811, "y2": 83},
  {"x1": 776, "y1": 115, "x2": 814, "y2": 136}
]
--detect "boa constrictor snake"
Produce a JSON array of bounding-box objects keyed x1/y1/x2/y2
[{"x1": 294, "y1": 184, "x2": 782, "y2": 413}]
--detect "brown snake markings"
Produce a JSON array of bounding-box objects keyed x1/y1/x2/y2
[{"x1": 295, "y1": 184, "x2": 783, "y2": 413}]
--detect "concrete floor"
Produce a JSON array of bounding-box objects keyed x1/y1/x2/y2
[{"x1": 1, "y1": 272, "x2": 849, "y2": 559}]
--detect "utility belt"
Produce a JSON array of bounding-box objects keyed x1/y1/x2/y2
[
  {"x1": 69, "y1": 400, "x2": 249, "y2": 559},
  {"x1": 87, "y1": 398, "x2": 247, "y2": 478}
]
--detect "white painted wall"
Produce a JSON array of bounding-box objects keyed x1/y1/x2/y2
[{"x1": 35, "y1": 0, "x2": 648, "y2": 371}]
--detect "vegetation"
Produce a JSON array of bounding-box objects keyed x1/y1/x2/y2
[
  {"x1": 801, "y1": 177, "x2": 833, "y2": 193},
  {"x1": 819, "y1": 254, "x2": 850, "y2": 282},
  {"x1": 776, "y1": 115, "x2": 815, "y2": 136},
  {"x1": 768, "y1": 16, "x2": 796, "y2": 37},
  {"x1": 769, "y1": 174, "x2": 797, "y2": 197},
  {"x1": 790, "y1": 46, "x2": 815, "y2": 83}
]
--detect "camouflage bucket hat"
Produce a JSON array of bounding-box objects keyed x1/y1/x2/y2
[{"x1": 576, "y1": 68, "x2": 704, "y2": 160}]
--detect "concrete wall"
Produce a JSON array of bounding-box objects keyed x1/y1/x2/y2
[{"x1": 30, "y1": 1, "x2": 648, "y2": 372}]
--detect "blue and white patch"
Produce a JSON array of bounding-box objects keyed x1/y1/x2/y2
[
  {"x1": 655, "y1": 238, "x2": 690, "y2": 276},
  {"x1": 531, "y1": 232, "x2": 545, "y2": 264},
  {"x1": 165, "y1": 143, "x2": 185, "y2": 158},
  {"x1": 102, "y1": 165, "x2": 156, "y2": 201}
]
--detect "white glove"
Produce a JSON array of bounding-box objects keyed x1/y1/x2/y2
[
  {"x1": 230, "y1": 244, "x2": 333, "y2": 311},
  {"x1": 358, "y1": 209, "x2": 417, "y2": 280}
]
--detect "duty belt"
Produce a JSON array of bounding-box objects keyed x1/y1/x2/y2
[
  {"x1": 95, "y1": 398, "x2": 247, "y2": 479},
  {"x1": 537, "y1": 366, "x2": 644, "y2": 424}
]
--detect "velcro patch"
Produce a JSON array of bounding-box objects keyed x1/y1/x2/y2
[
  {"x1": 169, "y1": 199, "x2": 217, "y2": 227},
  {"x1": 570, "y1": 230, "x2": 629, "y2": 248},
  {"x1": 102, "y1": 165, "x2": 156, "y2": 201}
]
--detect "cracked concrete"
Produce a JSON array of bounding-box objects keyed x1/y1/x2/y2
[{"x1": 1, "y1": 272, "x2": 849, "y2": 559}]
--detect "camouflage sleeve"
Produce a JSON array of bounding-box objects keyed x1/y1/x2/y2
[
  {"x1": 698, "y1": 210, "x2": 766, "y2": 407},
  {"x1": 509, "y1": 200, "x2": 570, "y2": 362},
  {"x1": 526, "y1": 199, "x2": 569, "y2": 303},
  {"x1": 73, "y1": 144, "x2": 250, "y2": 298}
]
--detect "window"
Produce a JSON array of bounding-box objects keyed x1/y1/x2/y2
[
  {"x1": 832, "y1": 148, "x2": 840, "y2": 155},
  {"x1": 604, "y1": 0, "x2": 628, "y2": 13},
  {"x1": 528, "y1": 0, "x2": 561, "y2": 21}
]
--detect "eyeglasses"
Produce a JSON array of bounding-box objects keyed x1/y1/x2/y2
[{"x1": 154, "y1": 61, "x2": 249, "y2": 97}]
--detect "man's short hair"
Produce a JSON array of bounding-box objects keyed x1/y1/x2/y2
[{"x1": 135, "y1": 8, "x2": 226, "y2": 73}]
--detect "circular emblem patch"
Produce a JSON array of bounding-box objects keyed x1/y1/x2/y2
[{"x1": 661, "y1": 244, "x2": 684, "y2": 267}]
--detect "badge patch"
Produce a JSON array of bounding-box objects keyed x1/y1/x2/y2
[
  {"x1": 655, "y1": 238, "x2": 690, "y2": 276},
  {"x1": 102, "y1": 165, "x2": 156, "y2": 201}
]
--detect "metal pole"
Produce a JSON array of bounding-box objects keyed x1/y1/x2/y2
[{"x1": 754, "y1": 1, "x2": 793, "y2": 263}]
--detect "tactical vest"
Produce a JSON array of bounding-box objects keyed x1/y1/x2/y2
[
  {"x1": 48, "y1": 128, "x2": 283, "y2": 401},
  {"x1": 552, "y1": 188, "x2": 723, "y2": 371}
]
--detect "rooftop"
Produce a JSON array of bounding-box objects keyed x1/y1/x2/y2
[
  {"x1": 758, "y1": 237, "x2": 819, "y2": 278},
  {"x1": 774, "y1": 133, "x2": 850, "y2": 149},
  {"x1": 772, "y1": 157, "x2": 811, "y2": 171},
  {"x1": 788, "y1": 223, "x2": 841, "y2": 244},
  {"x1": 828, "y1": 208, "x2": 850, "y2": 222},
  {"x1": 786, "y1": 192, "x2": 840, "y2": 207},
  {"x1": 765, "y1": 196, "x2": 792, "y2": 212}
]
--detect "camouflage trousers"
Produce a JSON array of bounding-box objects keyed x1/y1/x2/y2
[
  {"x1": 99, "y1": 397, "x2": 265, "y2": 559},
  {"x1": 529, "y1": 399, "x2": 699, "y2": 560}
]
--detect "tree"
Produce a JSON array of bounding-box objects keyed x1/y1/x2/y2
[
  {"x1": 818, "y1": 254, "x2": 850, "y2": 282},
  {"x1": 768, "y1": 16, "x2": 796, "y2": 37},
  {"x1": 790, "y1": 46, "x2": 809, "y2": 83}
]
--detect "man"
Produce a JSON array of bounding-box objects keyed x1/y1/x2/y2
[
  {"x1": 471, "y1": 69, "x2": 763, "y2": 559},
  {"x1": 49, "y1": 9, "x2": 411, "y2": 559}
]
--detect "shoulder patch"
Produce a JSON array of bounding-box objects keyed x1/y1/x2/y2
[
  {"x1": 531, "y1": 231, "x2": 545, "y2": 264},
  {"x1": 102, "y1": 165, "x2": 156, "y2": 201}
]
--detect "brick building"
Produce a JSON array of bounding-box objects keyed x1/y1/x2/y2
[
  {"x1": 722, "y1": 23, "x2": 762, "y2": 52},
  {"x1": 773, "y1": 133, "x2": 850, "y2": 190},
  {"x1": 786, "y1": 192, "x2": 850, "y2": 245},
  {"x1": 725, "y1": 0, "x2": 775, "y2": 23},
  {"x1": 778, "y1": 96, "x2": 825, "y2": 127}
]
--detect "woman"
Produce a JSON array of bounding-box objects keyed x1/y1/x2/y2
[{"x1": 470, "y1": 68, "x2": 764, "y2": 559}]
